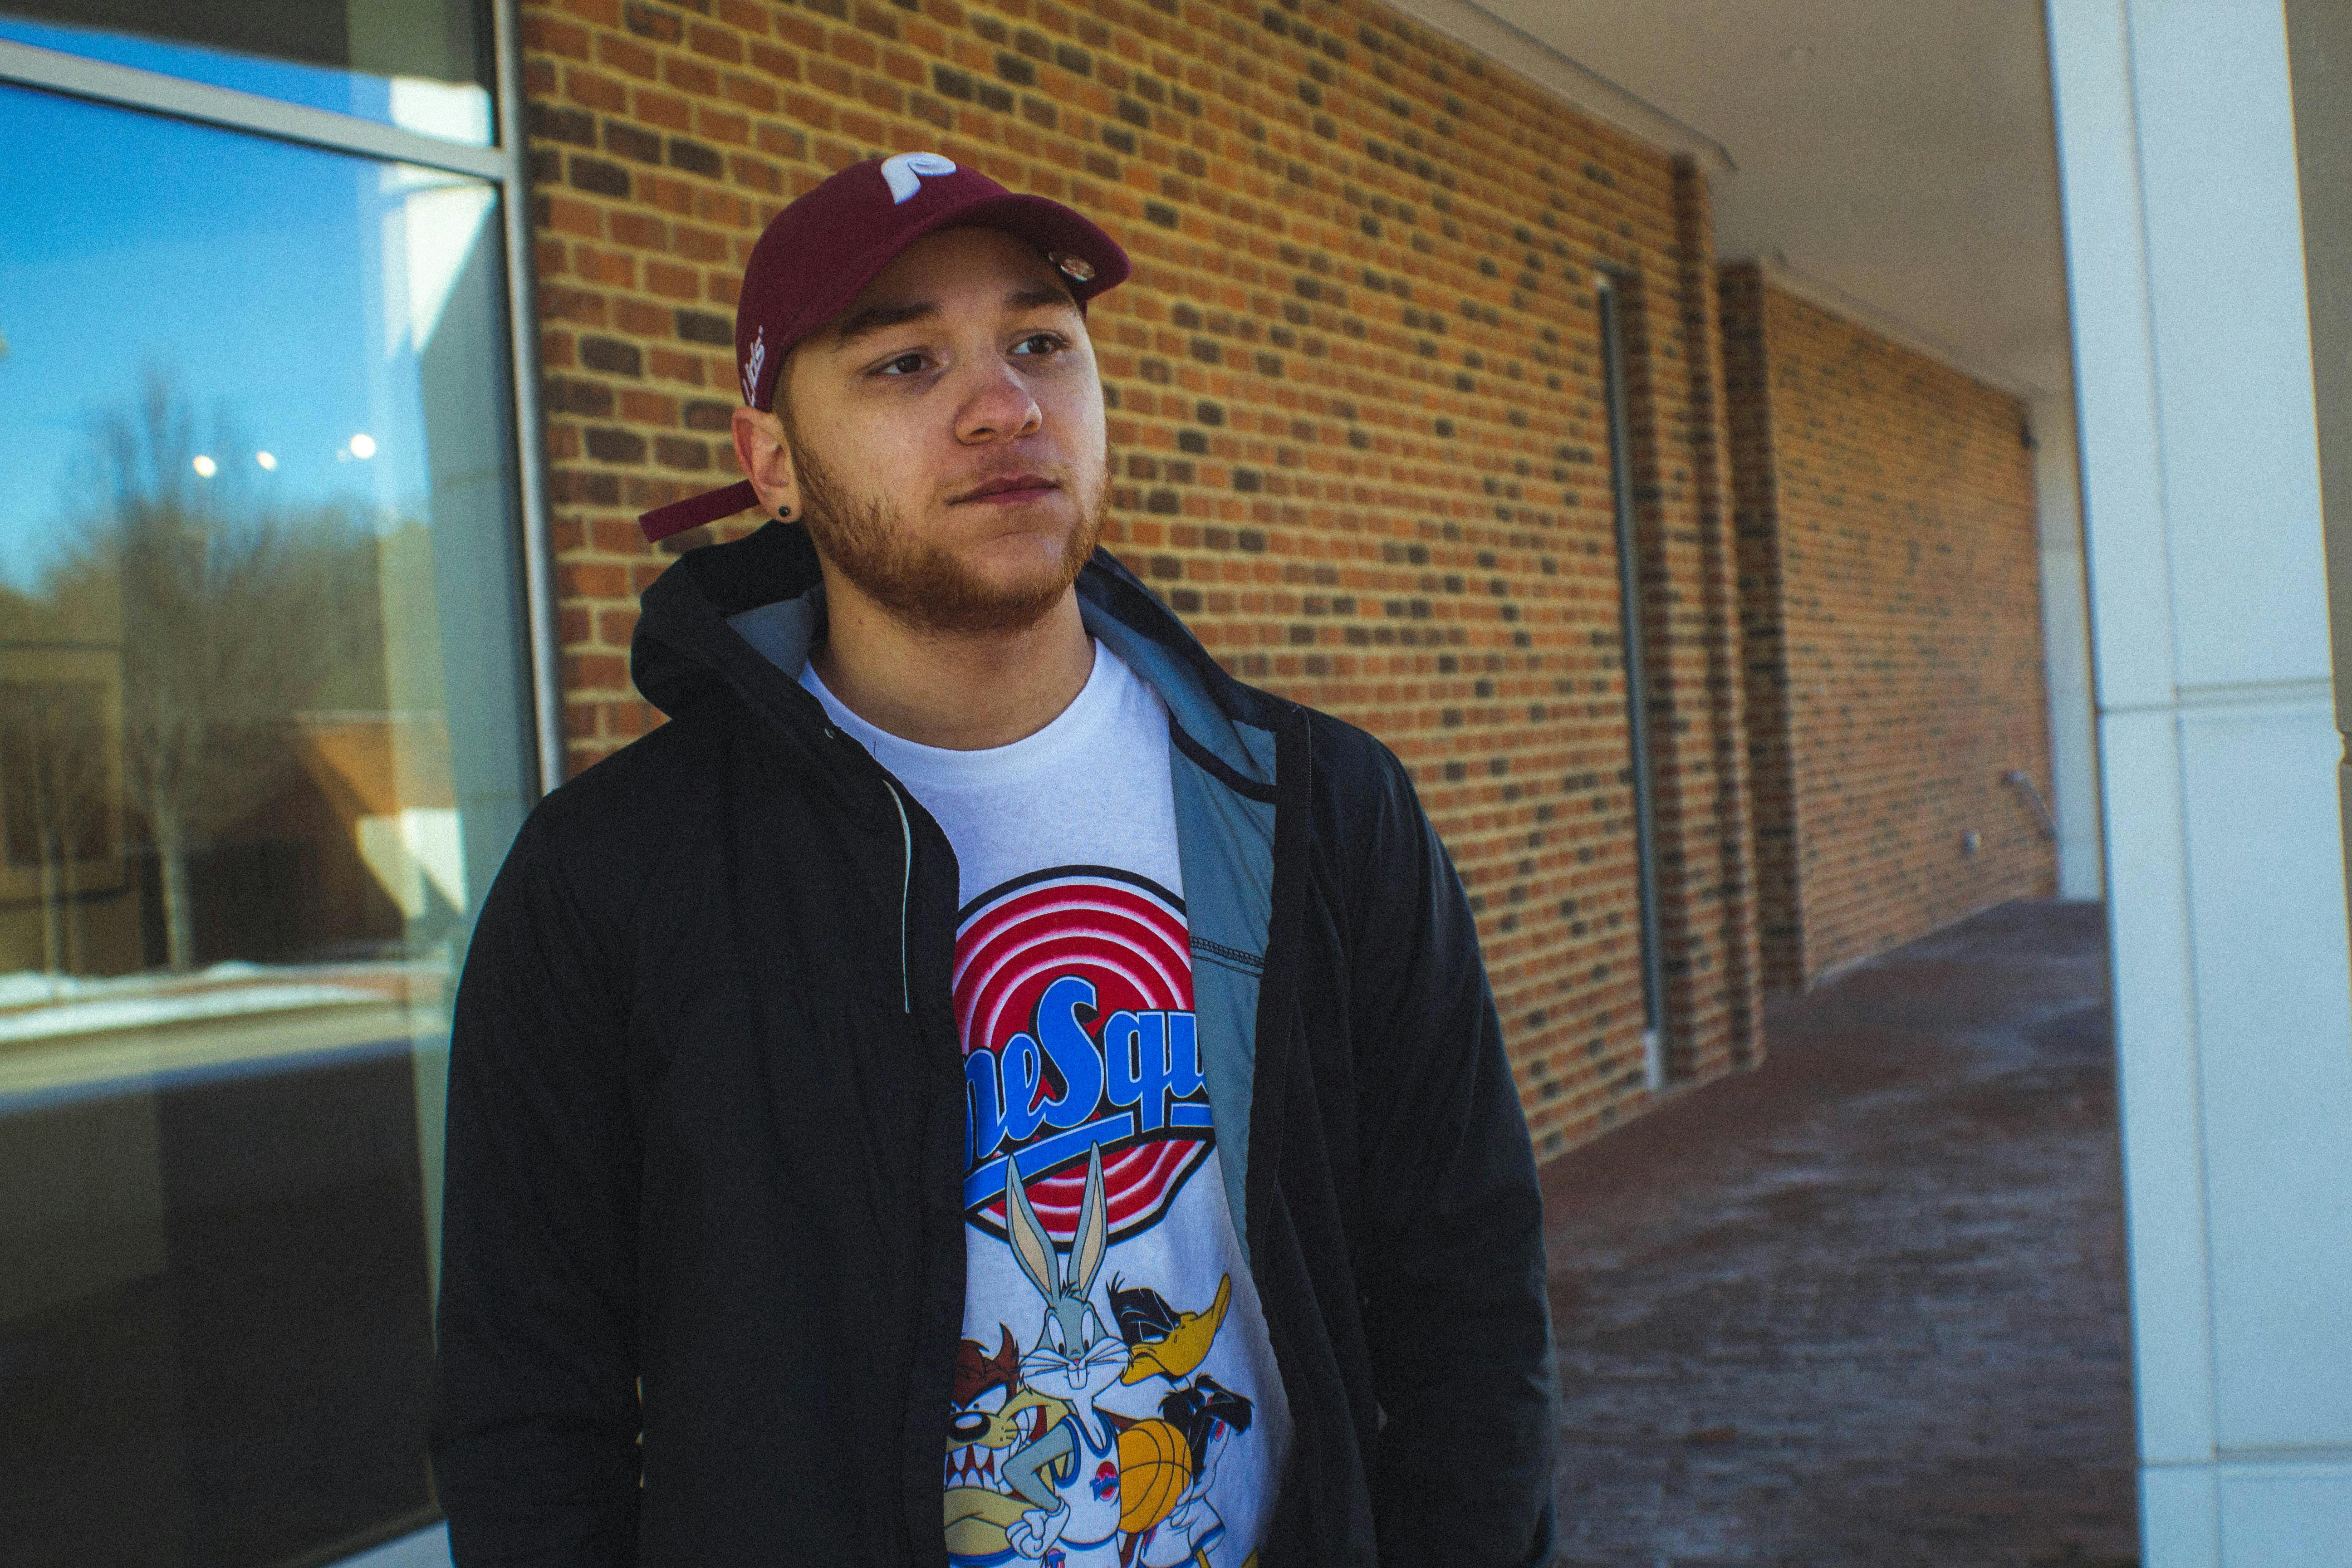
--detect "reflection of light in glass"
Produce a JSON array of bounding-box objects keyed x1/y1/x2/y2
[
  {"x1": 349, "y1": 433, "x2": 377, "y2": 459},
  {"x1": 389, "y1": 78, "x2": 494, "y2": 147},
  {"x1": 191, "y1": 454, "x2": 217, "y2": 477},
  {"x1": 255, "y1": 451, "x2": 278, "y2": 470},
  {"x1": 381, "y1": 167, "x2": 496, "y2": 355}
]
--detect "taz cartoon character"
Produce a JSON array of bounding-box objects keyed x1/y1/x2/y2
[
  {"x1": 945, "y1": 1327, "x2": 1074, "y2": 1564},
  {"x1": 998, "y1": 1147, "x2": 1128, "y2": 1564}
]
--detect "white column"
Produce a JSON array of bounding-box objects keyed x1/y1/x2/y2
[{"x1": 2047, "y1": 2, "x2": 2352, "y2": 1564}]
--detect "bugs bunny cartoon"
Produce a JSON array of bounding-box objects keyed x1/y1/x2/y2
[{"x1": 1000, "y1": 1147, "x2": 1129, "y2": 1564}]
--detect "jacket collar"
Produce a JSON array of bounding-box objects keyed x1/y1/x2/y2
[{"x1": 630, "y1": 520, "x2": 1288, "y2": 792}]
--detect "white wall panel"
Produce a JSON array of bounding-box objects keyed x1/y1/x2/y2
[
  {"x1": 2127, "y1": 0, "x2": 2330, "y2": 691},
  {"x1": 2178, "y1": 702, "x2": 2352, "y2": 1449},
  {"x1": 2048, "y1": 0, "x2": 2176, "y2": 712},
  {"x1": 2217, "y1": 1467, "x2": 2352, "y2": 1566},
  {"x1": 2098, "y1": 708, "x2": 2215, "y2": 1467},
  {"x1": 2142, "y1": 1466, "x2": 2220, "y2": 1568}
]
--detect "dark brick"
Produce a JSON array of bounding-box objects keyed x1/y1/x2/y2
[
  {"x1": 995, "y1": 52, "x2": 1034, "y2": 86},
  {"x1": 568, "y1": 156, "x2": 632, "y2": 197},
  {"x1": 676, "y1": 309, "x2": 734, "y2": 345},
  {"x1": 654, "y1": 435, "x2": 710, "y2": 470},
  {"x1": 932, "y1": 64, "x2": 972, "y2": 99},
  {"x1": 553, "y1": 470, "x2": 622, "y2": 505},
  {"x1": 605, "y1": 121, "x2": 663, "y2": 163},
  {"x1": 584, "y1": 426, "x2": 648, "y2": 463},
  {"x1": 528, "y1": 103, "x2": 596, "y2": 146},
  {"x1": 668, "y1": 137, "x2": 724, "y2": 178},
  {"x1": 545, "y1": 376, "x2": 615, "y2": 416},
  {"x1": 580, "y1": 337, "x2": 643, "y2": 377},
  {"x1": 682, "y1": 399, "x2": 735, "y2": 431},
  {"x1": 624, "y1": 1, "x2": 682, "y2": 40}
]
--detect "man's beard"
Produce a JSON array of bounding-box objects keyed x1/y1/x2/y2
[{"x1": 787, "y1": 426, "x2": 1107, "y2": 637}]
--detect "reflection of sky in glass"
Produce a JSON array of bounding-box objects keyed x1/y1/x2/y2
[
  {"x1": 0, "y1": 85, "x2": 495, "y2": 589},
  {"x1": 0, "y1": 16, "x2": 492, "y2": 144}
]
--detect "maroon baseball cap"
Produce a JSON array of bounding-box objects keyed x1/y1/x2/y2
[{"x1": 635, "y1": 152, "x2": 1129, "y2": 542}]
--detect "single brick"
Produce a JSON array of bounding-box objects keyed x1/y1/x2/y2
[
  {"x1": 568, "y1": 156, "x2": 632, "y2": 197},
  {"x1": 605, "y1": 120, "x2": 663, "y2": 162},
  {"x1": 584, "y1": 426, "x2": 649, "y2": 463},
  {"x1": 580, "y1": 336, "x2": 645, "y2": 375},
  {"x1": 676, "y1": 308, "x2": 734, "y2": 345},
  {"x1": 528, "y1": 103, "x2": 597, "y2": 146},
  {"x1": 624, "y1": 1, "x2": 682, "y2": 41},
  {"x1": 669, "y1": 137, "x2": 725, "y2": 177}
]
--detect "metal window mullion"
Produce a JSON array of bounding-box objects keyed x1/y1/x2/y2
[
  {"x1": 493, "y1": 0, "x2": 563, "y2": 797},
  {"x1": 0, "y1": 37, "x2": 506, "y2": 179}
]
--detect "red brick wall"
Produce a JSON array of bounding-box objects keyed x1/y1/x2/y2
[
  {"x1": 1721, "y1": 265, "x2": 2054, "y2": 989},
  {"x1": 519, "y1": 0, "x2": 1762, "y2": 1155}
]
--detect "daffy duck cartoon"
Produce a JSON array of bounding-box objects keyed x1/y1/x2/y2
[{"x1": 1107, "y1": 1280, "x2": 1253, "y2": 1566}]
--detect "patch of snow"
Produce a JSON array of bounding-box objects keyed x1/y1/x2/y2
[{"x1": 0, "y1": 983, "x2": 377, "y2": 1044}]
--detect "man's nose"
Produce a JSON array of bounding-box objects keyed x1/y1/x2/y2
[{"x1": 955, "y1": 360, "x2": 1043, "y2": 444}]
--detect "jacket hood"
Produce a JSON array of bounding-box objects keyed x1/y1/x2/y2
[{"x1": 630, "y1": 519, "x2": 828, "y2": 723}]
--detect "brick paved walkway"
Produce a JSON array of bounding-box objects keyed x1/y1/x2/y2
[{"x1": 1541, "y1": 901, "x2": 2138, "y2": 1568}]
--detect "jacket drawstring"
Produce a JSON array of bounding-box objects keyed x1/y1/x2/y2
[{"x1": 885, "y1": 781, "x2": 913, "y2": 1013}]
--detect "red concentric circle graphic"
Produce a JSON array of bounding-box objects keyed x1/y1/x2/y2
[{"x1": 955, "y1": 867, "x2": 1207, "y2": 1243}]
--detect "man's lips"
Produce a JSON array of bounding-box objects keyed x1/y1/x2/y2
[{"x1": 952, "y1": 473, "x2": 1059, "y2": 505}]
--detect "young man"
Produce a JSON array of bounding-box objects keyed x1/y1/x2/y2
[{"x1": 431, "y1": 154, "x2": 1556, "y2": 1568}]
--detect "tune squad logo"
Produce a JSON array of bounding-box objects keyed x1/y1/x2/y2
[{"x1": 954, "y1": 867, "x2": 1210, "y2": 1244}]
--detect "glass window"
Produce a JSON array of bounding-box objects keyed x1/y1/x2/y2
[
  {"x1": 0, "y1": 79, "x2": 533, "y2": 1566},
  {"x1": 0, "y1": 0, "x2": 495, "y2": 145}
]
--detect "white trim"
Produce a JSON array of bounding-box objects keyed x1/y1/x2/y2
[
  {"x1": 1374, "y1": 0, "x2": 1735, "y2": 176},
  {"x1": 1735, "y1": 251, "x2": 2046, "y2": 401},
  {"x1": 493, "y1": 0, "x2": 564, "y2": 797},
  {"x1": 0, "y1": 36, "x2": 506, "y2": 179}
]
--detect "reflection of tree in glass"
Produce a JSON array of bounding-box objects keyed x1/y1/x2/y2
[
  {"x1": 35, "y1": 372, "x2": 388, "y2": 970},
  {"x1": 0, "y1": 677, "x2": 112, "y2": 975}
]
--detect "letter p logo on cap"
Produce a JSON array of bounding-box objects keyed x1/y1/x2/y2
[{"x1": 881, "y1": 151, "x2": 956, "y2": 203}]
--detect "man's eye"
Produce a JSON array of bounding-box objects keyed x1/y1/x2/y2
[
  {"x1": 1011, "y1": 333, "x2": 1064, "y2": 356},
  {"x1": 876, "y1": 352, "x2": 928, "y2": 376}
]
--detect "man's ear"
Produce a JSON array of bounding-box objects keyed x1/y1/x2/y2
[{"x1": 731, "y1": 406, "x2": 802, "y2": 521}]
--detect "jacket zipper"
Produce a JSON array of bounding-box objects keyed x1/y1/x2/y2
[{"x1": 885, "y1": 779, "x2": 913, "y2": 1014}]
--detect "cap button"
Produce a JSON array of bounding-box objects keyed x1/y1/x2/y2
[{"x1": 1052, "y1": 252, "x2": 1096, "y2": 284}]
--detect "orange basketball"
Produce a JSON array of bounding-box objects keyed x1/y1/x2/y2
[{"x1": 1116, "y1": 1418, "x2": 1194, "y2": 1534}]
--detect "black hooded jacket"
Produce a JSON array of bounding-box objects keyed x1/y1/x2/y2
[{"x1": 429, "y1": 522, "x2": 1557, "y2": 1566}]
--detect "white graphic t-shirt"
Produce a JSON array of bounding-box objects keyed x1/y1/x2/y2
[{"x1": 801, "y1": 643, "x2": 1289, "y2": 1568}]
